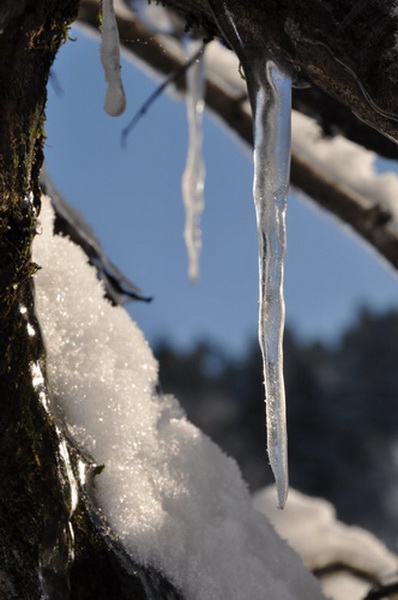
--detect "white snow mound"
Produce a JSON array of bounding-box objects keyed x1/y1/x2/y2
[{"x1": 33, "y1": 195, "x2": 325, "y2": 600}]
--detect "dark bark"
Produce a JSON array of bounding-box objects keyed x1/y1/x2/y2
[
  {"x1": 0, "y1": 1, "x2": 182, "y2": 598},
  {"x1": 0, "y1": 282, "x2": 69, "y2": 599},
  {"x1": 0, "y1": 2, "x2": 77, "y2": 596}
]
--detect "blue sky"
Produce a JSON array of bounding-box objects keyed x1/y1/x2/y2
[{"x1": 44, "y1": 26, "x2": 398, "y2": 356}]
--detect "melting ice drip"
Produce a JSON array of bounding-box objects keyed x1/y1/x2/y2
[
  {"x1": 182, "y1": 43, "x2": 206, "y2": 283},
  {"x1": 207, "y1": 2, "x2": 292, "y2": 507},
  {"x1": 100, "y1": 0, "x2": 126, "y2": 116}
]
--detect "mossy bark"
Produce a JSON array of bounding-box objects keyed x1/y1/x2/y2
[
  {"x1": 0, "y1": 2, "x2": 79, "y2": 597},
  {"x1": 0, "y1": 2, "x2": 182, "y2": 598}
]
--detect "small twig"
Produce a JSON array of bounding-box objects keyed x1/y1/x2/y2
[{"x1": 120, "y1": 42, "x2": 206, "y2": 147}]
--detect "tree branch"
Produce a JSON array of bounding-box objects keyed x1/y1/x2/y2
[
  {"x1": 78, "y1": 0, "x2": 398, "y2": 270},
  {"x1": 163, "y1": 0, "x2": 398, "y2": 145}
]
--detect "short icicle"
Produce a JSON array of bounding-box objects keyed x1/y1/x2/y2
[
  {"x1": 181, "y1": 42, "x2": 206, "y2": 283},
  {"x1": 206, "y1": 1, "x2": 292, "y2": 507},
  {"x1": 100, "y1": 0, "x2": 126, "y2": 116}
]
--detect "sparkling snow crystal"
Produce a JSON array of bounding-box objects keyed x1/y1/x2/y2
[{"x1": 33, "y1": 195, "x2": 325, "y2": 600}]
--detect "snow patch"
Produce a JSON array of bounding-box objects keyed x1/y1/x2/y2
[
  {"x1": 292, "y1": 111, "x2": 398, "y2": 221},
  {"x1": 33, "y1": 195, "x2": 325, "y2": 600}
]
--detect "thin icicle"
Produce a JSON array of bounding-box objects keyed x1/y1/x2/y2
[
  {"x1": 182, "y1": 42, "x2": 206, "y2": 284},
  {"x1": 100, "y1": 0, "x2": 126, "y2": 116},
  {"x1": 206, "y1": 2, "x2": 291, "y2": 507}
]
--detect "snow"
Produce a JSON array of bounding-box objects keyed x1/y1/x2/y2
[
  {"x1": 130, "y1": 0, "x2": 184, "y2": 37},
  {"x1": 100, "y1": 0, "x2": 126, "y2": 116},
  {"x1": 181, "y1": 42, "x2": 206, "y2": 283},
  {"x1": 33, "y1": 195, "x2": 325, "y2": 600},
  {"x1": 206, "y1": 41, "x2": 248, "y2": 99},
  {"x1": 292, "y1": 111, "x2": 398, "y2": 221},
  {"x1": 254, "y1": 486, "x2": 398, "y2": 600}
]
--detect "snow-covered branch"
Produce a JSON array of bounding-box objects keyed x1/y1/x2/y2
[
  {"x1": 78, "y1": 0, "x2": 398, "y2": 271},
  {"x1": 160, "y1": 0, "x2": 398, "y2": 145}
]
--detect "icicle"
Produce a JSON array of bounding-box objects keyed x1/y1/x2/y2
[
  {"x1": 252, "y1": 61, "x2": 291, "y2": 508},
  {"x1": 181, "y1": 42, "x2": 206, "y2": 284},
  {"x1": 207, "y1": 2, "x2": 292, "y2": 507},
  {"x1": 100, "y1": 0, "x2": 126, "y2": 116}
]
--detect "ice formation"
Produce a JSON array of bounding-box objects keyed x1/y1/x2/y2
[
  {"x1": 100, "y1": 0, "x2": 126, "y2": 116},
  {"x1": 182, "y1": 43, "x2": 206, "y2": 283},
  {"x1": 33, "y1": 196, "x2": 325, "y2": 600},
  {"x1": 207, "y1": 3, "x2": 291, "y2": 507},
  {"x1": 250, "y1": 61, "x2": 291, "y2": 509}
]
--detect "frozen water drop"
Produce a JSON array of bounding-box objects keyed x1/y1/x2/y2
[{"x1": 100, "y1": 0, "x2": 126, "y2": 116}]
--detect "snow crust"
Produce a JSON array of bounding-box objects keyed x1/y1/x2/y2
[
  {"x1": 33, "y1": 196, "x2": 325, "y2": 600},
  {"x1": 254, "y1": 486, "x2": 398, "y2": 600}
]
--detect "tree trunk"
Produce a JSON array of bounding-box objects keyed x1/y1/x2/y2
[
  {"x1": 0, "y1": 2, "x2": 78, "y2": 596},
  {"x1": 0, "y1": 2, "x2": 182, "y2": 597}
]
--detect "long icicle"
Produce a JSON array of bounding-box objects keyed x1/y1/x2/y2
[
  {"x1": 206, "y1": 1, "x2": 292, "y2": 507},
  {"x1": 252, "y1": 60, "x2": 291, "y2": 508},
  {"x1": 181, "y1": 42, "x2": 206, "y2": 284}
]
